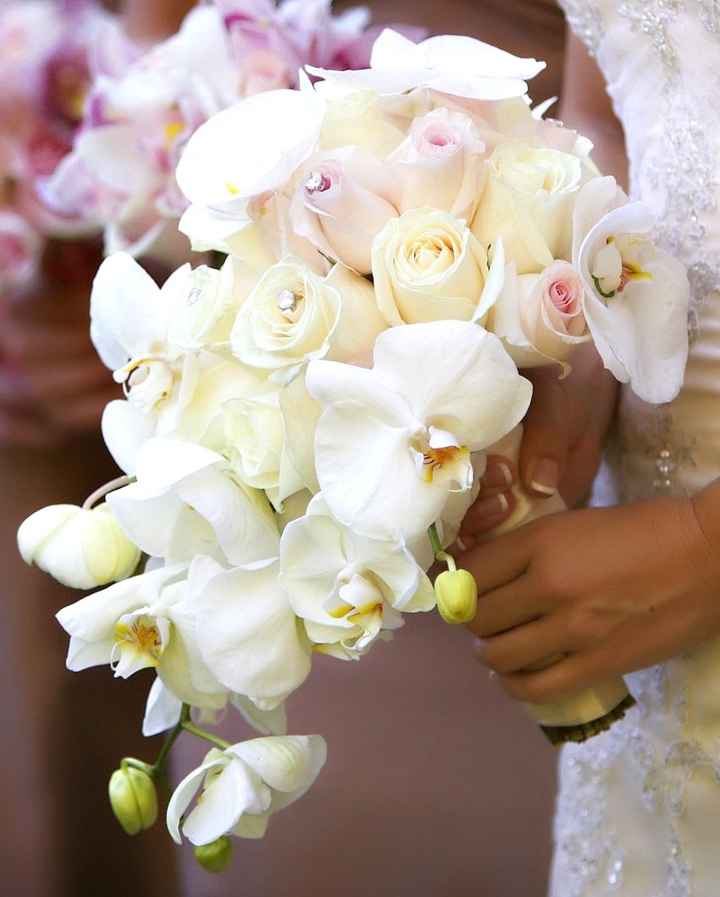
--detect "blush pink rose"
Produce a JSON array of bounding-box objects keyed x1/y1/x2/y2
[
  {"x1": 389, "y1": 108, "x2": 486, "y2": 220},
  {"x1": 290, "y1": 149, "x2": 398, "y2": 274}
]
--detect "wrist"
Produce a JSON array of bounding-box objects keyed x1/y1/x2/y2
[{"x1": 690, "y1": 479, "x2": 720, "y2": 558}]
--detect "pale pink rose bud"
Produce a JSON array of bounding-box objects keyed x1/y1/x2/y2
[
  {"x1": 518, "y1": 261, "x2": 590, "y2": 368},
  {"x1": 238, "y1": 49, "x2": 292, "y2": 97},
  {"x1": 390, "y1": 109, "x2": 486, "y2": 220},
  {"x1": 291, "y1": 152, "x2": 398, "y2": 274}
]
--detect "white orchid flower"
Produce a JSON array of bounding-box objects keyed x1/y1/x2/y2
[
  {"x1": 142, "y1": 677, "x2": 184, "y2": 737},
  {"x1": 280, "y1": 495, "x2": 435, "y2": 660},
  {"x1": 141, "y1": 678, "x2": 287, "y2": 738},
  {"x1": 307, "y1": 28, "x2": 545, "y2": 101},
  {"x1": 92, "y1": 252, "x2": 262, "y2": 473},
  {"x1": 56, "y1": 560, "x2": 227, "y2": 711},
  {"x1": 306, "y1": 320, "x2": 532, "y2": 540},
  {"x1": 167, "y1": 735, "x2": 326, "y2": 845},
  {"x1": 185, "y1": 558, "x2": 312, "y2": 709},
  {"x1": 176, "y1": 88, "x2": 326, "y2": 248},
  {"x1": 106, "y1": 438, "x2": 279, "y2": 567},
  {"x1": 573, "y1": 177, "x2": 690, "y2": 404}
]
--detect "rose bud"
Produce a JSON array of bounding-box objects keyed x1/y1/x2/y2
[{"x1": 390, "y1": 108, "x2": 486, "y2": 221}]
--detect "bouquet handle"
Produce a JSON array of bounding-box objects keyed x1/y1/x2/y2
[{"x1": 486, "y1": 426, "x2": 635, "y2": 745}]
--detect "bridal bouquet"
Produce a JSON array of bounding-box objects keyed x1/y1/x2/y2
[
  {"x1": 0, "y1": 0, "x2": 129, "y2": 290},
  {"x1": 18, "y1": 28, "x2": 689, "y2": 871}
]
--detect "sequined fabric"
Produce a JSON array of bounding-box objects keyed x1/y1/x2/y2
[{"x1": 554, "y1": 3, "x2": 720, "y2": 894}]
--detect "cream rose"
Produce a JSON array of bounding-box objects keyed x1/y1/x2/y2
[
  {"x1": 371, "y1": 208, "x2": 497, "y2": 325},
  {"x1": 319, "y1": 90, "x2": 406, "y2": 158},
  {"x1": 389, "y1": 108, "x2": 487, "y2": 221},
  {"x1": 223, "y1": 388, "x2": 304, "y2": 511},
  {"x1": 472, "y1": 141, "x2": 582, "y2": 274},
  {"x1": 230, "y1": 258, "x2": 386, "y2": 377},
  {"x1": 166, "y1": 257, "x2": 259, "y2": 350},
  {"x1": 489, "y1": 260, "x2": 590, "y2": 371}
]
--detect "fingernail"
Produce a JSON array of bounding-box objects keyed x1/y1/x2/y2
[
  {"x1": 458, "y1": 534, "x2": 476, "y2": 552},
  {"x1": 483, "y1": 460, "x2": 514, "y2": 489},
  {"x1": 473, "y1": 493, "x2": 509, "y2": 518},
  {"x1": 529, "y1": 458, "x2": 559, "y2": 496}
]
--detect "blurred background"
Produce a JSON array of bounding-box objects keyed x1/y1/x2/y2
[{"x1": 0, "y1": 2, "x2": 565, "y2": 895}]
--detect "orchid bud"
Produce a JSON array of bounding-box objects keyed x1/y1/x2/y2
[
  {"x1": 194, "y1": 836, "x2": 233, "y2": 874},
  {"x1": 108, "y1": 764, "x2": 158, "y2": 836},
  {"x1": 17, "y1": 503, "x2": 141, "y2": 590},
  {"x1": 435, "y1": 569, "x2": 478, "y2": 624}
]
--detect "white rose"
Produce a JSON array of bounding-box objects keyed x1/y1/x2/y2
[
  {"x1": 230, "y1": 258, "x2": 386, "y2": 377},
  {"x1": 224, "y1": 388, "x2": 305, "y2": 511},
  {"x1": 371, "y1": 208, "x2": 499, "y2": 325},
  {"x1": 472, "y1": 141, "x2": 582, "y2": 274},
  {"x1": 18, "y1": 504, "x2": 141, "y2": 590},
  {"x1": 166, "y1": 256, "x2": 258, "y2": 350}
]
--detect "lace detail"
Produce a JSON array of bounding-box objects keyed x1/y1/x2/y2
[
  {"x1": 616, "y1": 405, "x2": 698, "y2": 501},
  {"x1": 560, "y1": 0, "x2": 605, "y2": 54},
  {"x1": 697, "y1": 0, "x2": 720, "y2": 32}
]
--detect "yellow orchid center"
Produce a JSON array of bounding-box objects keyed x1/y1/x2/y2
[
  {"x1": 112, "y1": 613, "x2": 168, "y2": 677},
  {"x1": 421, "y1": 444, "x2": 469, "y2": 483},
  {"x1": 592, "y1": 235, "x2": 653, "y2": 300},
  {"x1": 114, "y1": 617, "x2": 162, "y2": 660}
]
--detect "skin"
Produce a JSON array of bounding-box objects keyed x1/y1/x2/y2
[{"x1": 461, "y1": 33, "x2": 720, "y2": 703}]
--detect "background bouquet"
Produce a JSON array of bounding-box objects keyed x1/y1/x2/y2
[
  {"x1": 18, "y1": 27, "x2": 689, "y2": 871},
  {"x1": 0, "y1": 0, "x2": 130, "y2": 291}
]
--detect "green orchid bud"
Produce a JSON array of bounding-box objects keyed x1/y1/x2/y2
[
  {"x1": 194, "y1": 836, "x2": 233, "y2": 873},
  {"x1": 108, "y1": 763, "x2": 158, "y2": 836},
  {"x1": 435, "y1": 569, "x2": 478, "y2": 624}
]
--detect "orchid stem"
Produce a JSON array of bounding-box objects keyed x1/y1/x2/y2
[
  {"x1": 182, "y1": 720, "x2": 231, "y2": 751},
  {"x1": 152, "y1": 704, "x2": 191, "y2": 778},
  {"x1": 82, "y1": 475, "x2": 136, "y2": 510},
  {"x1": 428, "y1": 524, "x2": 458, "y2": 571}
]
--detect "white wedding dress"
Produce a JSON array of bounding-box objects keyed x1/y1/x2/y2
[{"x1": 551, "y1": 2, "x2": 720, "y2": 895}]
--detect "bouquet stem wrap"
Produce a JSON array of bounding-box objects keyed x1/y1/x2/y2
[{"x1": 487, "y1": 426, "x2": 634, "y2": 745}]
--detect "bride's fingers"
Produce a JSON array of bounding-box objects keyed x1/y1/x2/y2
[
  {"x1": 475, "y1": 616, "x2": 571, "y2": 675},
  {"x1": 466, "y1": 575, "x2": 546, "y2": 638},
  {"x1": 498, "y1": 644, "x2": 636, "y2": 705},
  {"x1": 459, "y1": 489, "x2": 515, "y2": 545},
  {"x1": 458, "y1": 526, "x2": 532, "y2": 597}
]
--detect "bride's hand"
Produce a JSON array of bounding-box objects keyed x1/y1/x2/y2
[
  {"x1": 459, "y1": 344, "x2": 617, "y2": 547},
  {"x1": 459, "y1": 488, "x2": 720, "y2": 703}
]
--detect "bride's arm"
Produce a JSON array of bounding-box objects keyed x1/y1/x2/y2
[
  {"x1": 560, "y1": 31, "x2": 629, "y2": 190},
  {"x1": 460, "y1": 34, "x2": 626, "y2": 543}
]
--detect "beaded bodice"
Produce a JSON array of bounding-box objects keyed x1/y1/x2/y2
[{"x1": 552, "y1": 3, "x2": 720, "y2": 896}]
